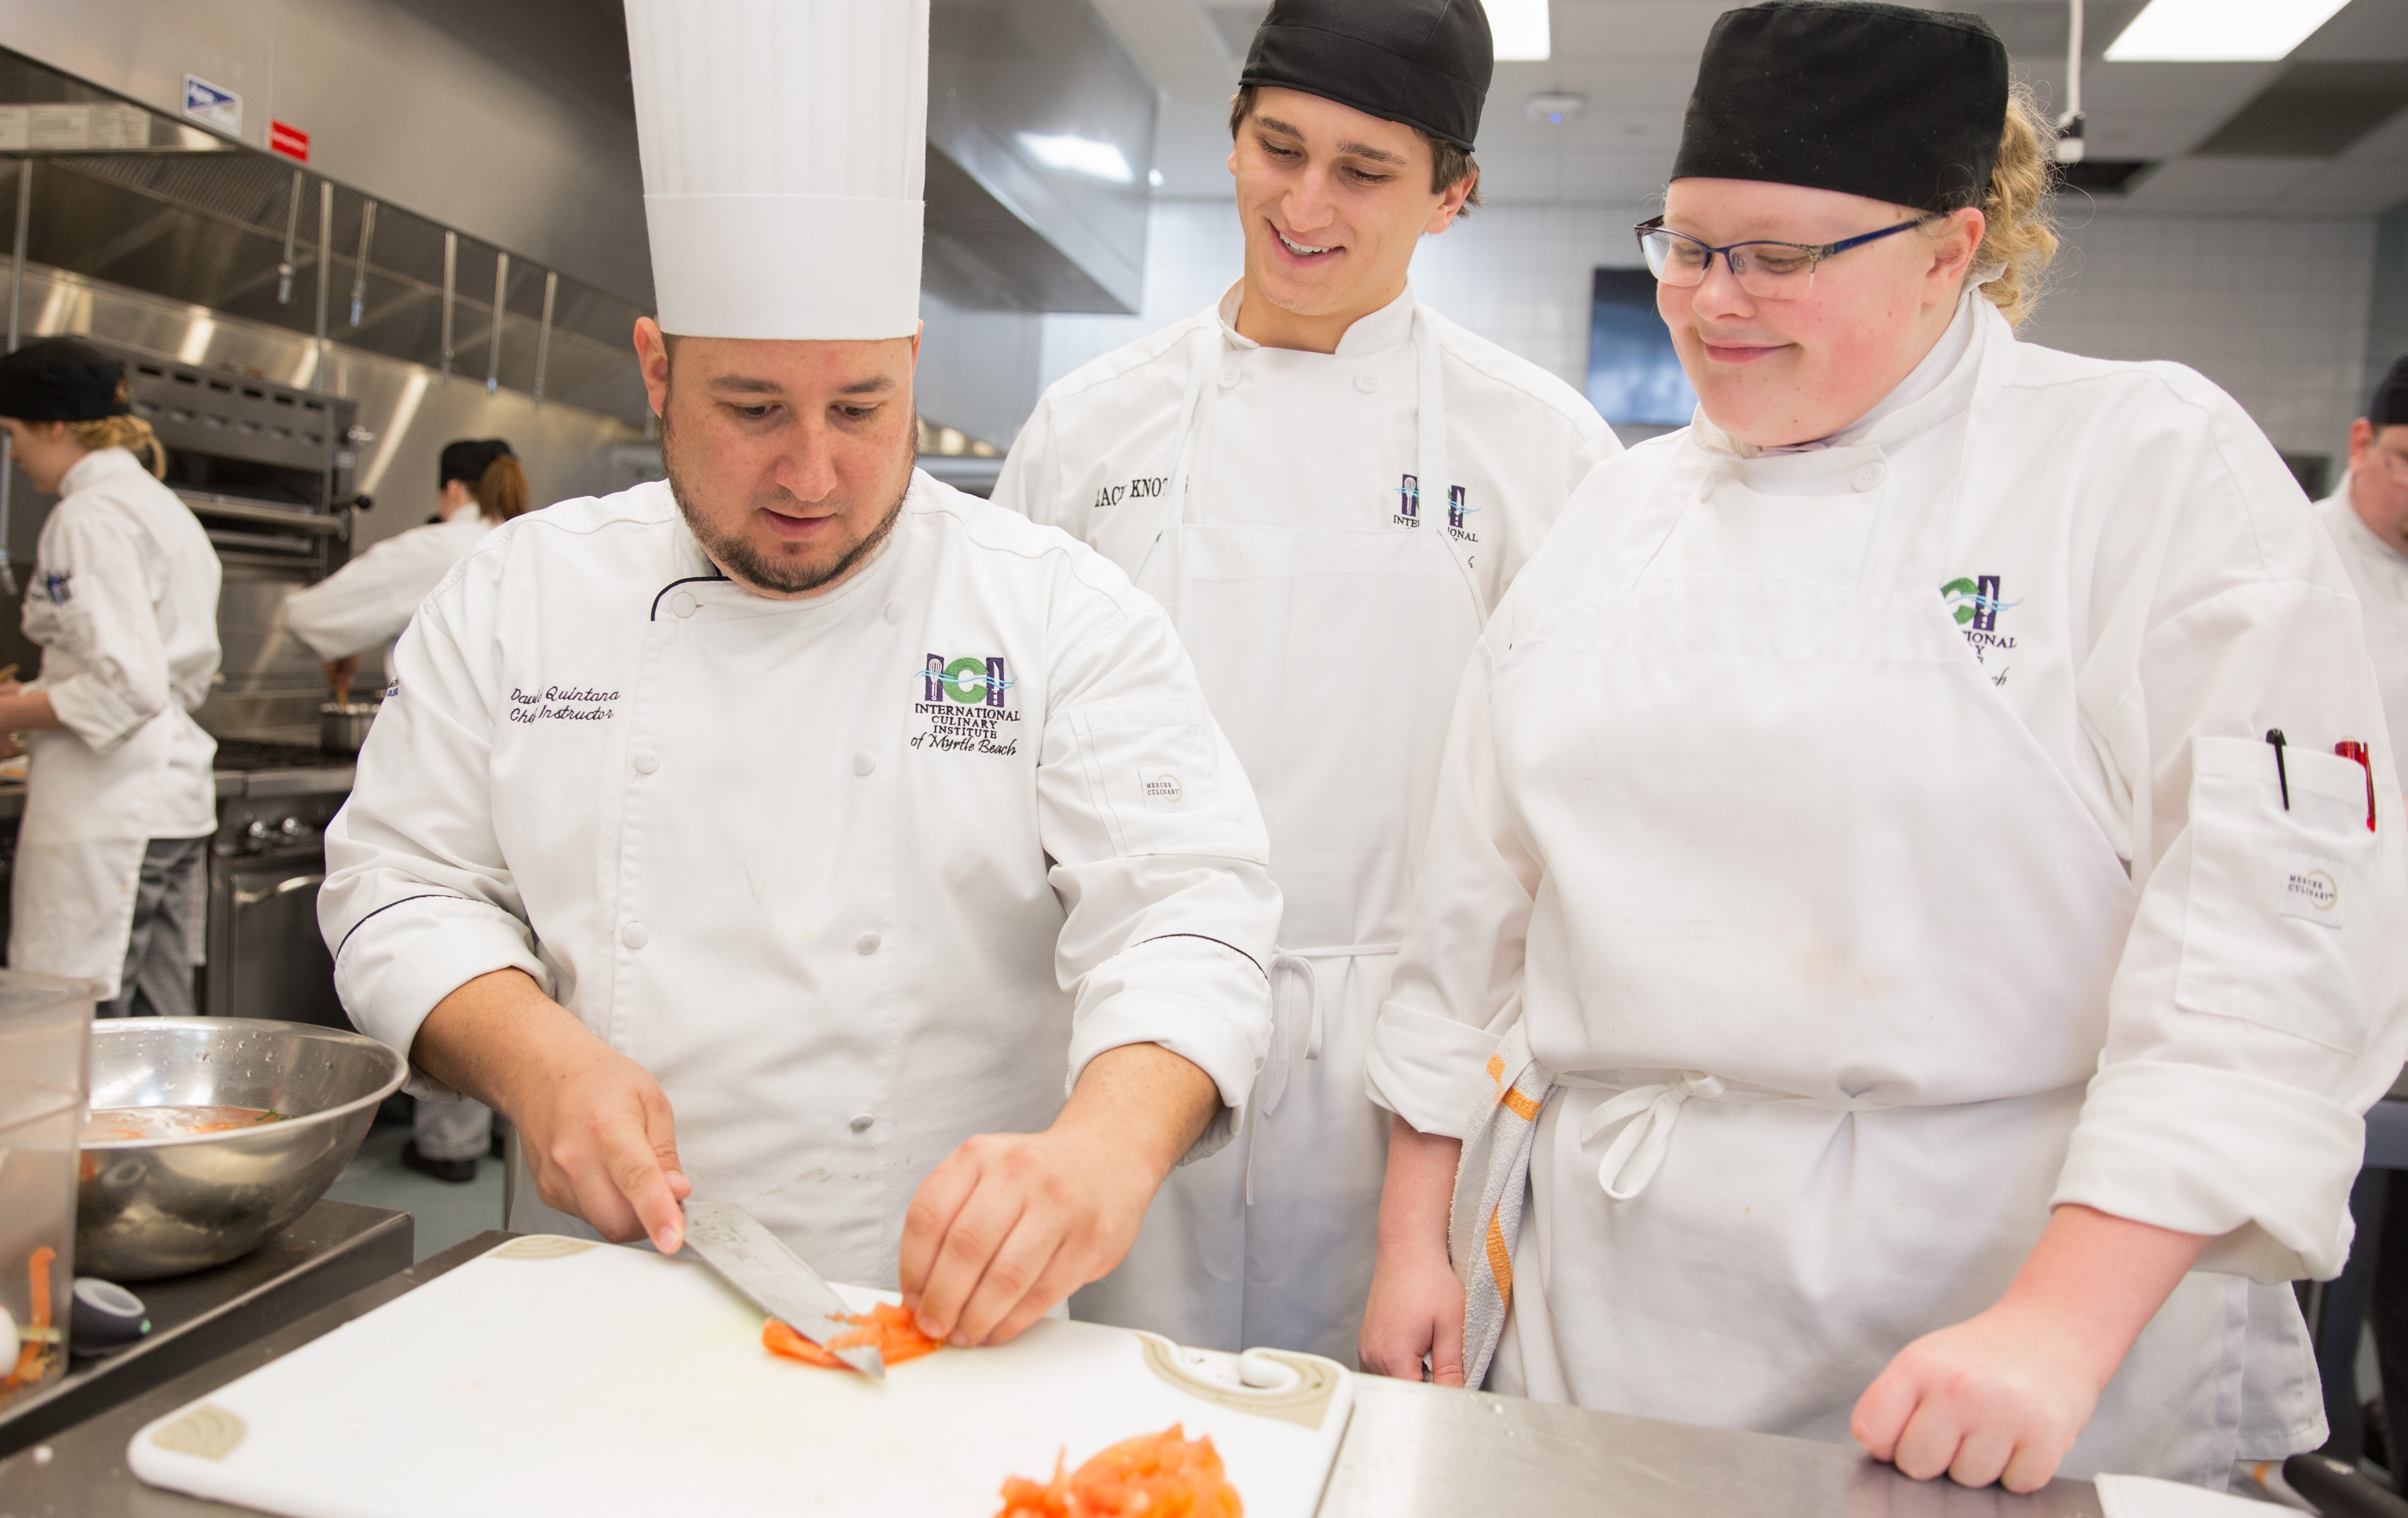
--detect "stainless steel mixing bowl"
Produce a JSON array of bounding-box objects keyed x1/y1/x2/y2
[{"x1": 77, "y1": 1018, "x2": 407, "y2": 1280}]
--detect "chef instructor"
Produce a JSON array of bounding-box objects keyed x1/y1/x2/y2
[
  {"x1": 321, "y1": 0, "x2": 1279, "y2": 1348},
  {"x1": 1360, "y1": 2, "x2": 2406, "y2": 1491},
  {"x1": 0, "y1": 338, "x2": 221, "y2": 1018},
  {"x1": 993, "y1": 0, "x2": 1617, "y2": 1362}
]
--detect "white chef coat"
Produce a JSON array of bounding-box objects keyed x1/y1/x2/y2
[
  {"x1": 319, "y1": 469, "x2": 1281, "y2": 1287},
  {"x1": 2319, "y1": 484, "x2": 2408, "y2": 787},
  {"x1": 10, "y1": 446, "x2": 220, "y2": 996},
  {"x1": 283, "y1": 506, "x2": 490, "y2": 661},
  {"x1": 1369, "y1": 294, "x2": 2406, "y2": 1483},
  {"x1": 996, "y1": 280, "x2": 1618, "y2": 1359}
]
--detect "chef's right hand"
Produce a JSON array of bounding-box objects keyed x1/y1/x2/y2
[
  {"x1": 514, "y1": 1035, "x2": 694, "y2": 1253},
  {"x1": 1359, "y1": 1240, "x2": 1466, "y2": 1385},
  {"x1": 323, "y1": 656, "x2": 359, "y2": 701},
  {"x1": 1358, "y1": 1115, "x2": 1469, "y2": 1385},
  {"x1": 412, "y1": 968, "x2": 693, "y2": 1252}
]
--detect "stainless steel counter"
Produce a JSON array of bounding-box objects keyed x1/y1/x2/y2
[
  {"x1": 0, "y1": 1230, "x2": 2101, "y2": 1516},
  {"x1": 0, "y1": 1199, "x2": 411, "y2": 1460}
]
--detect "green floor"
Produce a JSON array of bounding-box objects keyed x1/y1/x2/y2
[{"x1": 324, "y1": 1122, "x2": 508, "y2": 1262}]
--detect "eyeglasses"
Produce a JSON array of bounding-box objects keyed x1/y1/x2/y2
[
  {"x1": 1635, "y1": 215, "x2": 1938, "y2": 299},
  {"x1": 2375, "y1": 444, "x2": 2408, "y2": 483}
]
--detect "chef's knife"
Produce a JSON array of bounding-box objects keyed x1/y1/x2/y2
[{"x1": 680, "y1": 1199, "x2": 884, "y2": 1378}]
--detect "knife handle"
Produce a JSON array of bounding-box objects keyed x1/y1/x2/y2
[{"x1": 2282, "y1": 1454, "x2": 2408, "y2": 1517}]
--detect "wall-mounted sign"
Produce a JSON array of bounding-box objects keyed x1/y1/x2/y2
[
  {"x1": 268, "y1": 119, "x2": 309, "y2": 162},
  {"x1": 182, "y1": 75, "x2": 240, "y2": 134},
  {"x1": 0, "y1": 104, "x2": 150, "y2": 152}
]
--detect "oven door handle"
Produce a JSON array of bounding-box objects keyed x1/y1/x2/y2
[{"x1": 234, "y1": 872, "x2": 324, "y2": 907}]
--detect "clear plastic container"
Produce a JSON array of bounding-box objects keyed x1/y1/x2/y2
[{"x1": 0, "y1": 969, "x2": 98, "y2": 1402}]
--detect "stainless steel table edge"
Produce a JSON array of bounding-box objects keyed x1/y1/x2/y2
[
  {"x1": 0, "y1": 1229, "x2": 2102, "y2": 1517},
  {"x1": 0, "y1": 1200, "x2": 412, "y2": 1460},
  {"x1": 0, "y1": 1230, "x2": 508, "y2": 1516}
]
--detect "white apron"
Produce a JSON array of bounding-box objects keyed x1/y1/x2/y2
[
  {"x1": 1073, "y1": 313, "x2": 1485, "y2": 1359},
  {"x1": 1477, "y1": 372, "x2": 2279, "y2": 1483},
  {"x1": 12, "y1": 604, "x2": 205, "y2": 997}
]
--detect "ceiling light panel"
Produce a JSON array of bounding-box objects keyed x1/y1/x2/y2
[
  {"x1": 2103, "y1": 0, "x2": 2351, "y2": 62},
  {"x1": 1483, "y1": 0, "x2": 1549, "y2": 62}
]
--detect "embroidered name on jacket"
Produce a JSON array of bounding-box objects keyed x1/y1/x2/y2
[
  {"x1": 508, "y1": 684, "x2": 619, "y2": 724},
  {"x1": 911, "y1": 654, "x2": 1021, "y2": 755}
]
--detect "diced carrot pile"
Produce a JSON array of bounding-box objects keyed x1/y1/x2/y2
[
  {"x1": 995, "y1": 1425, "x2": 1243, "y2": 1517},
  {"x1": 760, "y1": 1301, "x2": 943, "y2": 1370},
  {"x1": 3, "y1": 1246, "x2": 56, "y2": 1390}
]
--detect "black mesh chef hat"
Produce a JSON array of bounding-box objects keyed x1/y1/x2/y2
[
  {"x1": 438, "y1": 437, "x2": 513, "y2": 489},
  {"x1": 0, "y1": 338, "x2": 130, "y2": 423},
  {"x1": 1241, "y1": 0, "x2": 1493, "y2": 151},
  {"x1": 2370, "y1": 356, "x2": 2408, "y2": 426},
  {"x1": 1671, "y1": 2, "x2": 2010, "y2": 214}
]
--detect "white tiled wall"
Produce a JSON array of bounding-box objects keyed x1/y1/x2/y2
[
  {"x1": 1037, "y1": 197, "x2": 2377, "y2": 464},
  {"x1": 2020, "y1": 210, "x2": 2376, "y2": 462}
]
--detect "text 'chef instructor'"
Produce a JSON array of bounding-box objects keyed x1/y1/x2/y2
[
  {"x1": 320, "y1": 0, "x2": 1279, "y2": 1347},
  {"x1": 994, "y1": 0, "x2": 1617, "y2": 1362},
  {"x1": 1361, "y1": 1, "x2": 2407, "y2": 1492}
]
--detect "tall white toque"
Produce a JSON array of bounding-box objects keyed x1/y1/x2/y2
[{"x1": 625, "y1": 0, "x2": 929, "y2": 341}]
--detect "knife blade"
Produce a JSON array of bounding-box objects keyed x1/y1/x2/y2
[{"x1": 680, "y1": 1199, "x2": 884, "y2": 1378}]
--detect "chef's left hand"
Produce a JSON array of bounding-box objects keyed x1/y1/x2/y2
[
  {"x1": 899, "y1": 1042, "x2": 1219, "y2": 1348},
  {"x1": 1850, "y1": 1203, "x2": 2205, "y2": 1492}
]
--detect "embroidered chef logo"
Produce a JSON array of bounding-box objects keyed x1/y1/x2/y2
[
  {"x1": 2276, "y1": 853, "x2": 2346, "y2": 928},
  {"x1": 507, "y1": 684, "x2": 618, "y2": 725},
  {"x1": 1141, "y1": 773, "x2": 1184, "y2": 810},
  {"x1": 1940, "y1": 574, "x2": 2020, "y2": 680},
  {"x1": 1394, "y1": 476, "x2": 1478, "y2": 542},
  {"x1": 911, "y1": 654, "x2": 1021, "y2": 755}
]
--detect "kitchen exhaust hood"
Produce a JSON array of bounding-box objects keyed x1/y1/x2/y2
[{"x1": 925, "y1": 0, "x2": 1156, "y2": 315}]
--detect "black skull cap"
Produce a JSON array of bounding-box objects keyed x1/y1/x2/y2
[
  {"x1": 1671, "y1": 2, "x2": 2011, "y2": 214},
  {"x1": 1241, "y1": 0, "x2": 1493, "y2": 151},
  {"x1": 0, "y1": 337, "x2": 131, "y2": 423}
]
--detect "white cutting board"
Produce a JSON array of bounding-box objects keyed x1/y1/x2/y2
[{"x1": 127, "y1": 1236, "x2": 1352, "y2": 1516}]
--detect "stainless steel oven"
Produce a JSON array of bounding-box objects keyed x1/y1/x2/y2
[{"x1": 202, "y1": 746, "x2": 354, "y2": 1028}]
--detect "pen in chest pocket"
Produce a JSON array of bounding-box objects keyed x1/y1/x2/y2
[
  {"x1": 2335, "y1": 740, "x2": 2376, "y2": 832},
  {"x1": 2265, "y1": 729, "x2": 2289, "y2": 810}
]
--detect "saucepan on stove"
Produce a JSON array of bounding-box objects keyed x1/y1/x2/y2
[{"x1": 320, "y1": 701, "x2": 380, "y2": 755}]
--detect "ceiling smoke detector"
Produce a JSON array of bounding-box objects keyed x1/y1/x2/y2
[{"x1": 1526, "y1": 93, "x2": 1585, "y2": 126}]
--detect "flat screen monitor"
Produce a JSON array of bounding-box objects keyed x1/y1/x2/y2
[{"x1": 1586, "y1": 267, "x2": 1696, "y2": 428}]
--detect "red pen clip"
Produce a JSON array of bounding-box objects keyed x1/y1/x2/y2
[{"x1": 2336, "y1": 740, "x2": 2376, "y2": 832}]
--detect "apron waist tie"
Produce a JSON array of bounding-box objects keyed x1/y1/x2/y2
[
  {"x1": 1244, "y1": 941, "x2": 1403, "y2": 1205},
  {"x1": 1562, "y1": 1071, "x2": 1883, "y2": 1201}
]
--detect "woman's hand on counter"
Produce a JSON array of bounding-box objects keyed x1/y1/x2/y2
[
  {"x1": 1359, "y1": 1115, "x2": 1468, "y2": 1386},
  {"x1": 1851, "y1": 1203, "x2": 2205, "y2": 1492}
]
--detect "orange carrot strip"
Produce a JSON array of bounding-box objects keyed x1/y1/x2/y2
[
  {"x1": 760, "y1": 1301, "x2": 944, "y2": 1370},
  {"x1": 28, "y1": 1247, "x2": 53, "y2": 1330}
]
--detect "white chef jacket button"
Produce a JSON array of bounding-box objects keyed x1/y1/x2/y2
[
  {"x1": 852, "y1": 750, "x2": 875, "y2": 777},
  {"x1": 882, "y1": 600, "x2": 905, "y2": 624},
  {"x1": 670, "y1": 590, "x2": 698, "y2": 618},
  {"x1": 1218, "y1": 368, "x2": 1241, "y2": 389},
  {"x1": 633, "y1": 750, "x2": 660, "y2": 775},
  {"x1": 621, "y1": 922, "x2": 649, "y2": 950},
  {"x1": 855, "y1": 932, "x2": 880, "y2": 955},
  {"x1": 849, "y1": 1113, "x2": 875, "y2": 1133},
  {"x1": 1851, "y1": 462, "x2": 1886, "y2": 492},
  {"x1": 1352, "y1": 371, "x2": 1378, "y2": 393}
]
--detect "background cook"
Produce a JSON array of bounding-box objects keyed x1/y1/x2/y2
[
  {"x1": 993, "y1": 0, "x2": 1617, "y2": 1364},
  {"x1": 0, "y1": 338, "x2": 220, "y2": 1018},
  {"x1": 284, "y1": 436, "x2": 525, "y2": 703},
  {"x1": 320, "y1": 0, "x2": 1279, "y2": 1349},
  {"x1": 1358, "y1": 1, "x2": 2406, "y2": 1492},
  {"x1": 285, "y1": 434, "x2": 526, "y2": 1184},
  {"x1": 2316, "y1": 353, "x2": 2408, "y2": 1473}
]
